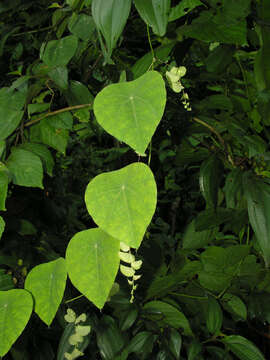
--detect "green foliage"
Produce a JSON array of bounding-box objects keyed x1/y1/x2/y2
[{"x1": 0, "y1": 0, "x2": 269, "y2": 358}]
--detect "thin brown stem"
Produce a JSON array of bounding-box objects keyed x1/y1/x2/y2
[
  {"x1": 24, "y1": 104, "x2": 92, "y2": 128},
  {"x1": 192, "y1": 117, "x2": 225, "y2": 148}
]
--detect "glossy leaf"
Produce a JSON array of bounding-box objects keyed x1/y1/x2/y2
[
  {"x1": 85, "y1": 163, "x2": 157, "y2": 248},
  {"x1": 224, "y1": 168, "x2": 243, "y2": 209},
  {"x1": 93, "y1": 71, "x2": 166, "y2": 155},
  {"x1": 206, "y1": 296, "x2": 223, "y2": 335},
  {"x1": 221, "y1": 294, "x2": 247, "y2": 321},
  {"x1": 168, "y1": 329, "x2": 182, "y2": 359},
  {"x1": 243, "y1": 172, "x2": 270, "y2": 267},
  {"x1": 25, "y1": 258, "x2": 67, "y2": 325},
  {"x1": 7, "y1": 148, "x2": 43, "y2": 188},
  {"x1": 0, "y1": 216, "x2": 5, "y2": 241},
  {"x1": 0, "y1": 289, "x2": 33, "y2": 357},
  {"x1": 66, "y1": 228, "x2": 120, "y2": 309},
  {"x1": 96, "y1": 315, "x2": 125, "y2": 359},
  {"x1": 134, "y1": 0, "x2": 171, "y2": 36},
  {"x1": 41, "y1": 35, "x2": 78, "y2": 67},
  {"x1": 199, "y1": 155, "x2": 222, "y2": 208},
  {"x1": 92, "y1": 0, "x2": 131, "y2": 62},
  {"x1": 222, "y1": 335, "x2": 265, "y2": 360},
  {"x1": 128, "y1": 331, "x2": 157, "y2": 356},
  {"x1": 143, "y1": 300, "x2": 193, "y2": 336}
]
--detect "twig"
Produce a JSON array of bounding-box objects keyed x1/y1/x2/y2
[{"x1": 24, "y1": 104, "x2": 92, "y2": 128}]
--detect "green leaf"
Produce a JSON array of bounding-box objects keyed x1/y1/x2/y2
[
  {"x1": 143, "y1": 300, "x2": 193, "y2": 336},
  {"x1": 95, "y1": 315, "x2": 125, "y2": 358},
  {"x1": 0, "y1": 269, "x2": 14, "y2": 291},
  {"x1": 195, "y1": 207, "x2": 248, "y2": 231},
  {"x1": 224, "y1": 169, "x2": 243, "y2": 209},
  {"x1": 168, "y1": 329, "x2": 182, "y2": 359},
  {"x1": 127, "y1": 331, "x2": 157, "y2": 356},
  {"x1": 92, "y1": 0, "x2": 132, "y2": 62},
  {"x1": 68, "y1": 13, "x2": 95, "y2": 41},
  {"x1": 199, "y1": 245, "x2": 250, "y2": 292},
  {"x1": 66, "y1": 228, "x2": 120, "y2": 309},
  {"x1": 132, "y1": 42, "x2": 176, "y2": 79},
  {"x1": 222, "y1": 335, "x2": 265, "y2": 360},
  {"x1": 205, "y1": 45, "x2": 234, "y2": 73},
  {"x1": 7, "y1": 148, "x2": 43, "y2": 188},
  {"x1": 48, "y1": 66, "x2": 68, "y2": 90},
  {"x1": 206, "y1": 296, "x2": 223, "y2": 335},
  {"x1": 19, "y1": 143, "x2": 54, "y2": 177},
  {"x1": 25, "y1": 258, "x2": 67, "y2": 326},
  {"x1": 243, "y1": 172, "x2": 270, "y2": 267},
  {"x1": 182, "y1": 220, "x2": 216, "y2": 250},
  {"x1": 0, "y1": 109, "x2": 23, "y2": 141},
  {"x1": 221, "y1": 294, "x2": 247, "y2": 321},
  {"x1": 0, "y1": 216, "x2": 5, "y2": 240},
  {"x1": 93, "y1": 71, "x2": 166, "y2": 155},
  {"x1": 169, "y1": 0, "x2": 203, "y2": 22},
  {"x1": 64, "y1": 80, "x2": 93, "y2": 122},
  {"x1": 85, "y1": 162, "x2": 157, "y2": 248},
  {"x1": 0, "y1": 86, "x2": 25, "y2": 140},
  {"x1": 177, "y1": 10, "x2": 247, "y2": 45},
  {"x1": 134, "y1": 0, "x2": 171, "y2": 36},
  {"x1": 119, "y1": 307, "x2": 138, "y2": 331},
  {"x1": 0, "y1": 289, "x2": 33, "y2": 357},
  {"x1": 199, "y1": 155, "x2": 223, "y2": 208},
  {"x1": 41, "y1": 35, "x2": 78, "y2": 67},
  {"x1": 187, "y1": 341, "x2": 202, "y2": 360},
  {"x1": 36, "y1": 118, "x2": 69, "y2": 154},
  {"x1": 0, "y1": 170, "x2": 8, "y2": 211}
]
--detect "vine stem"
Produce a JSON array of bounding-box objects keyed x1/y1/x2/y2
[
  {"x1": 191, "y1": 117, "x2": 235, "y2": 166},
  {"x1": 24, "y1": 103, "x2": 92, "y2": 128},
  {"x1": 192, "y1": 117, "x2": 225, "y2": 147},
  {"x1": 146, "y1": 25, "x2": 155, "y2": 70},
  {"x1": 65, "y1": 294, "x2": 84, "y2": 304},
  {"x1": 12, "y1": 26, "x2": 54, "y2": 37}
]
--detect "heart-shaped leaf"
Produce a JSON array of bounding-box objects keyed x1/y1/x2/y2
[
  {"x1": 66, "y1": 228, "x2": 120, "y2": 309},
  {"x1": 93, "y1": 71, "x2": 166, "y2": 155},
  {"x1": 85, "y1": 162, "x2": 157, "y2": 248},
  {"x1": 0, "y1": 289, "x2": 33, "y2": 357},
  {"x1": 25, "y1": 258, "x2": 67, "y2": 325}
]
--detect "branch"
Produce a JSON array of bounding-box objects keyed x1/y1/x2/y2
[{"x1": 24, "y1": 103, "x2": 92, "y2": 128}]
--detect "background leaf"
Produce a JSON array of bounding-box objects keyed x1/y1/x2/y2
[
  {"x1": 7, "y1": 148, "x2": 43, "y2": 188},
  {"x1": 41, "y1": 36, "x2": 78, "y2": 67},
  {"x1": 222, "y1": 335, "x2": 265, "y2": 360}
]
